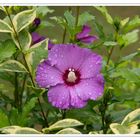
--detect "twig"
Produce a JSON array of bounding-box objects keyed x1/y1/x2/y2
[{"x1": 4, "y1": 7, "x2": 48, "y2": 126}]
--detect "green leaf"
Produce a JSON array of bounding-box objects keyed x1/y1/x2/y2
[
  {"x1": 64, "y1": 11, "x2": 75, "y2": 28},
  {"x1": 19, "y1": 97, "x2": 37, "y2": 126},
  {"x1": 13, "y1": 9, "x2": 36, "y2": 32},
  {"x1": 93, "y1": 21, "x2": 105, "y2": 39},
  {"x1": 95, "y1": 6, "x2": 113, "y2": 24},
  {"x1": 0, "y1": 60, "x2": 28, "y2": 73},
  {"x1": 25, "y1": 39, "x2": 48, "y2": 70},
  {"x1": 0, "y1": 126, "x2": 20, "y2": 134},
  {"x1": 119, "y1": 52, "x2": 139, "y2": 62},
  {"x1": 0, "y1": 6, "x2": 5, "y2": 11},
  {"x1": 0, "y1": 110, "x2": 9, "y2": 128},
  {"x1": 124, "y1": 16, "x2": 140, "y2": 32},
  {"x1": 103, "y1": 41, "x2": 117, "y2": 46},
  {"x1": 56, "y1": 128, "x2": 81, "y2": 134},
  {"x1": 36, "y1": 6, "x2": 54, "y2": 17},
  {"x1": 110, "y1": 68, "x2": 140, "y2": 83},
  {"x1": 0, "y1": 19, "x2": 13, "y2": 33},
  {"x1": 78, "y1": 12, "x2": 95, "y2": 26},
  {"x1": 12, "y1": 30, "x2": 31, "y2": 50},
  {"x1": 0, "y1": 126, "x2": 41, "y2": 134},
  {"x1": 14, "y1": 127, "x2": 41, "y2": 134},
  {"x1": 110, "y1": 123, "x2": 138, "y2": 134},
  {"x1": 121, "y1": 17, "x2": 129, "y2": 27},
  {"x1": 43, "y1": 119, "x2": 83, "y2": 133},
  {"x1": 0, "y1": 40, "x2": 16, "y2": 61},
  {"x1": 117, "y1": 29, "x2": 139, "y2": 48},
  {"x1": 122, "y1": 108, "x2": 140, "y2": 125}
]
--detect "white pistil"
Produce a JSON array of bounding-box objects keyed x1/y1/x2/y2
[{"x1": 67, "y1": 71, "x2": 77, "y2": 83}]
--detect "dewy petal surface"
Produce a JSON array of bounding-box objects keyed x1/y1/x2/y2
[
  {"x1": 80, "y1": 52, "x2": 102, "y2": 79},
  {"x1": 48, "y1": 44, "x2": 92, "y2": 72},
  {"x1": 69, "y1": 87, "x2": 87, "y2": 108},
  {"x1": 36, "y1": 60, "x2": 64, "y2": 88},
  {"x1": 76, "y1": 25, "x2": 91, "y2": 39},
  {"x1": 48, "y1": 84, "x2": 70, "y2": 109},
  {"x1": 75, "y1": 74, "x2": 104, "y2": 101}
]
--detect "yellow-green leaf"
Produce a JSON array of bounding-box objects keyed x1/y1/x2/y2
[
  {"x1": 56, "y1": 128, "x2": 81, "y2": 134},
  {"x1": 42, "y1": 119, "x2": 83, "y2": 133},
  {"x1": 110, "y1": 123, "x2": 138, "y2": 134},
  {"x1": 122, "y1": 108, "x2": 140, "y2": 125},
  {"x1": 13, "y1": 9, "x2": 36, "y2": 32},
  {"x1": 0, "y1": 60, "x2": 28, "y2": 73},
  {"x1": 0, "y1": 126, "x2": 41, "y2": 134},
  {"x1": 0, "y1": 19, "x2": 13, "y2": 33}
]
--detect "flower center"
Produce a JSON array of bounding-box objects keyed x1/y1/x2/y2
[{"x1": 63, "y1": 68, "x2": 81, "y2": 86}]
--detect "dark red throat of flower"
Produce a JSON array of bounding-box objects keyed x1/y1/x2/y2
[{"x1": 63, "y1": 68, "x2": 81, "y2": 86}]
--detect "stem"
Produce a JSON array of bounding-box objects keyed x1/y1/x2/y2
[
  {"x1": 106, "y1": 46, "x2": 114, "y2": 67},
  {"x1": 62, "y1": 7, "x2": 72, "y2": 43},
  {"x1": 62, "y1": 110, "x2": 66, "y2": 119},
  {"x1": 101, "y1": 31, "x2": 119, "y2": 134},
  {"x1": 4, "y1": 7, "x2": 48, "y2": 126},
  {"x1": 62, "y1": 28, "x2": 66, "y2": 43},
  {"x1": 14, "y1": 72, "x2": 19, "y2": 108},
  {"x1": 105, "y1": 31, "x2": 118, "y2": 70},
  {"x1": 13, "y1": 54, "x2": 19, "y2": 109},
  {"x1": 75, "y1": 6, "x2": 80, "y2": 27},
  {"x1": 20, "y1": 74, "x2": 27, "y2": 110}
]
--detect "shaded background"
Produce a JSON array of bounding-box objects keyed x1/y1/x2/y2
[
  {"x1": 44, "y1": 6, "x2": 140, "y2": 61},
  {"x1": 0, "y1": 6, "x2": 140, "y2": 60}
]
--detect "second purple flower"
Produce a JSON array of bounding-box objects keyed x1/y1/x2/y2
[{"x1": 76, "y1": 25, "x2": 98, "y2": 44}]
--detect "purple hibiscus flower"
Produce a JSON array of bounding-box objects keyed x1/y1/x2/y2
[
  {"x1": 76, "y1": 25, "x2": 98, "y2": 44},
  {"x1": 36, "y1": 44, "x2": 104, "y2": 109},
  {"x1": 31, "y1": 32, "x2": 53, "y2": 50}
]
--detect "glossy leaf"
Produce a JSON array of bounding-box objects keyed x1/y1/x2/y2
[
  {"x1": 124, "y1": 16, "x2": 140, "y2": 32},
  {"x1": 78, "y1": 12, "x2": 95, "y2": 26},
  {"x1": 0, "y1": 40, "x2": 16, "y2": 61},
  {"x1": 12, "y1": 30, "x2": 31, "y2": 51},
  {"x1": 64, "y1": 11, "x2": 75, "y2": 28},
  {"x1": 25, "y1": 38, "x2": 48, "y2": 70},
  {"x1": 56, "y1": 128, "x2": 81, "y2": 134},
  {"x1": 103, "y1": 41, "x2": 117, "y2": 46},
  {"x1": 36, "y1": 6, "x2": 54, "y2": 17},
  {"x1": 122, "y1": 108, "x2": 140, "y2": 125},
  {"x1": 0, "y1": 19, "x2": 13, "y2": 33},
  {"x1": 0, "y1": 126, "x2": 41, "y2": 134},
  {"x1": 18, "y1": 97, "x2": 37, "y2": 126},
  {"x1": 13, "y1": 9, "x2": 36, "y2": 32},
  {"x1": 93, "y1": 21, "x2": 105, "y2": 39},
  {"x1": 43, "y1": 119, "x2": 83, "y2": 133},
  {"x1": 0, "y1": 60, "x2": 28, "y2": 73},
  {"x1": 117, "y1": 29, "x2": 139, "y2": 48},
  {"x1": 95, "y1": 6, "x2": 113, "y2": 24},
  {"x1": 0, "y1": 110, "x2": 9, "y2": 128},
  {"x1": 110, "y1": 123, "x2": 138, "y2": 134},
  {"x1": 121, "y1": 17, "x2": 129, "y2": 27}
]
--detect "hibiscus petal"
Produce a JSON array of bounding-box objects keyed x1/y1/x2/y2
[
  {"x1": 48, "y1": 84, "x2": 70, "y2": 109},
  {"x1": 36, "y1": 60, "x2": 64, "y2": 88},
  {"x1": 75, "y1": 75, "x2": 104, "y2": 101},
  {"x1": 31, "y1": 32, "x2": 45, "y2": 45},
  {"x1": 80, "y1": 52, "x2": 102, "y2": 78},
  {"x1": 80, "y1": 35, "x2": 98, "y2": 44},
  {"x1": 48, "y1": 44, "x2": 92, "y2": 72},
  {"x1": 76, "y1": 25, "x2": 91, "y2": 39},
  {"x1": 69, "y1": 87, "x2": 87, "y2": 108}
]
